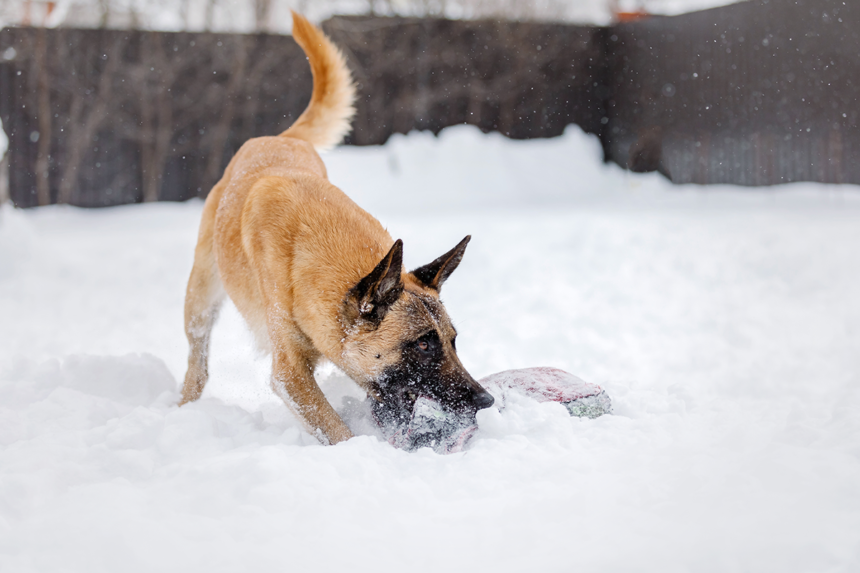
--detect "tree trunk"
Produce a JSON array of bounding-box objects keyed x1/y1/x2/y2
[
  {"x1": 34, "y1": 27, "x2": 52, "y2": 206},
  {"x1": 140, "y1": 34, "x2": 175, "y2": 203},
  {"x1": 253, "y1": 0, "x2": 271, "y2": 32},
  {"x1": 56, "y1": 37, "x2": 122, "y2": 205},
  {"x1": 200, "y1": 37, "x2": 248, "y2": 195},
  {"x1": 204, "y1": 0, "x2": 217, "y2": 31}
]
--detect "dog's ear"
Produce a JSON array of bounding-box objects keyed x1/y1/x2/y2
[
  {"x1": 409, "y1": 235, "x2": 470, "y2": 292},
  {"x1": 349, "y1": 239, "x2": 404, "y2": 323}
]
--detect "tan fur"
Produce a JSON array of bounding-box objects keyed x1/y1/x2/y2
[
  {"x1": 181, "y1": 13, "x2": 466, "y2": 445},
  {"x1": 281, "y1": 12, "x2": 356, "y2": 151}
]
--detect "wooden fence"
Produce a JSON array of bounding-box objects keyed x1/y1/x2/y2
[
  {"x1": 0, "y1": 0, "x2": 858, "y2": 207},
  {"x1": 0, "y1": 18, "x2": 607, "y2": 207},
  {"x1": 0, "y1": 29, "x2": 312, "y2": 207}
]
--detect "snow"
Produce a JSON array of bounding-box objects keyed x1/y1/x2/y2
[
  {"x1": 0, "y1": 118, "x2": 7, "y2": 158},
  {"x1": 2, "y1": 125, "x2": 860, "y2": 571},
  {"x1": 5, "y1": 0, "x2": 750, "y2": 31}
]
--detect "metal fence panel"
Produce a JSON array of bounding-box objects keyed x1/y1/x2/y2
[{"x1": 607, "y1": 0, "x2": 860, "y2": 185}]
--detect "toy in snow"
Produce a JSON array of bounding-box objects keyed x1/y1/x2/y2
[
  {"x1": 370, "y1": 367, "x2": 612, "y2": 454},
  {"x1": 479, "y1": 367, "x2": 613, "y2": 419}
]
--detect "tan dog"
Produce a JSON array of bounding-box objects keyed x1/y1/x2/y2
[{"x1": 181, "y1": 12, "x2": 493, "y2": 445}]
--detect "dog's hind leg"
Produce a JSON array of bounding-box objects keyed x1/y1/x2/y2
[{"x1": 180, "y1": 211, "x2": 225, "y2": 405}]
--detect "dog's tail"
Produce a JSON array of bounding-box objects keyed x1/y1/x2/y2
[{"x1": 281, "y1": 12, "x2": 356, "y2": 151}]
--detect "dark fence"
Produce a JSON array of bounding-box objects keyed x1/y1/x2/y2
[
  {"x1": 1, "y1": 0, "x2": 858, "y2": 208},
  {"x1": 325, "y1": 17, "x2": 608, "y2": 145},
  {"x1": 607, "y1": 0, "x2": 860, "y2": 185},
  {"x1": 0, "y1": 29, "x2": 312, "y2": 207},
  {"x1": 0, "y1": 18, "x2": 607, "y2": 208}
]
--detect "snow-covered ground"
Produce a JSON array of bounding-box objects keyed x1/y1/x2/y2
[{"x1": 2, "y1": 125, "x2": 860, "y2": 572}]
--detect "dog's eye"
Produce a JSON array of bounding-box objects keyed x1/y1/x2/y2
[
  {"x1": 410, "y1": 332, "x2": 440, "y2": 358},
  {"x1": 412, "y1": 335, "x2": 437, "y2": 355}
]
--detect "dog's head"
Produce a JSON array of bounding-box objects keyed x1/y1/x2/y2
[{"x1": 339, "y1": 236, "x2": 494, "y2": 425}]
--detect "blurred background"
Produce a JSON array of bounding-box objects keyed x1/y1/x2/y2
[{"x1": 0, "y1": 0, "x2": 856, "y2": 207}]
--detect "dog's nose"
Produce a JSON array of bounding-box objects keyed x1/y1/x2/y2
[{"x1": 472, "y1": 390, "x2": 495, "y2": 410}]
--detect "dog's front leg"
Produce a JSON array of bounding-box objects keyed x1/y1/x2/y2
[{"x1": 270, "y1": 347, "x2": 354, "y2": 445}]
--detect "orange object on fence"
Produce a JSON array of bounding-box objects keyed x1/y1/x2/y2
[{"x1": 615, "y1": 10, "x2": 650, "y2": 22}]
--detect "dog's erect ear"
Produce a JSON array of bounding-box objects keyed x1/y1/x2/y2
[
  {"x1": 350, "y1": 239, "x2": 404, "y2": 322},
  {"x1": 409, "y1": 235, "x2": 470, "y2": 292}
]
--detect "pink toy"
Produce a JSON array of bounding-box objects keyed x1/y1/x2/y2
[{"x1": 479, "y1": 367, "x2": 612, "y2": 419}]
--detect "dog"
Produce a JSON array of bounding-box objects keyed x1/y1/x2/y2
[{"x1": 180, "y1": 12, "x2": 494, "y2": 445}]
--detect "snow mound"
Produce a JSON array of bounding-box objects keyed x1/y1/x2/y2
[
  {"x1": 325, "y1": 124, "x2": 617, "y2": 214},
  {"x1": 8, "y1": 354, "x2": 176, "y2": 404},
  {"x1": 0, "y1": 354, "x2": 176, "y2": 445}
]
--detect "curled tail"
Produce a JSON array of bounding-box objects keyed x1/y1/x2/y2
[{"x1": 282, "y1": 12, "x2": 356, "y2": 151}]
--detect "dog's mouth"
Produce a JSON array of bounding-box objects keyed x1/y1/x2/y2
[
  {"x1": 368, "y1": 393, "x2": 479, "y2": 453},
  {"x1": 368, "y1": 384, "x2": 424, "y2": 426},
  {"x1": 403, "y1": 388, "x2": 421, "y2": 411},
  {"x1": 371, "y1": 381, "x2": 479, "y2": 422},
  {"x1": 368, "y1": 369, "x2": 491, "y2": 452}
]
